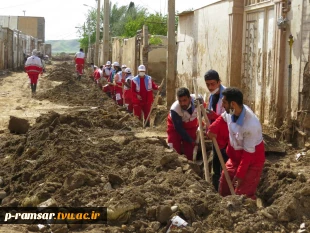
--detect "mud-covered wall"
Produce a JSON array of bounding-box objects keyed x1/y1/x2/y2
[
  {"x1": 0, "y1": 16, "x2": 18, "y2": 30},
  {"x1": 112, "y1": 39, "x2": 122, "y2": 66},
  {"x1": 295, "y1": 0, "x2": 310, "y2": 143},
  {"x1": 111, "y1": 36, "x2": 166, "y2": 77},
  {"x1": 148, "y1": 36, "x2": 167, "y2": 84},
  {"x1": 121, "y1": 37, "x2": 137, "y2": 75},
  {"x1": 17, "y1": 17, "x2": 45, "y2": 42},
  {"x1": 176, "y1": 1, "x2": 230, "y2": 98}
]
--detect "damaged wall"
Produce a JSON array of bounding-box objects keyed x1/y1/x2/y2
[
  {"x1": 111, "y1": 35, "x2": 166, "y2": 77},
  {"x1": 176, "y1": 1, "x2": 230, "y2": 98},
  {"x1": 295, "y1": 0, "x2": 310, "y2": 144},
  {"x1": 148, "y1": 36, "x2": 167, "y2": 84}
]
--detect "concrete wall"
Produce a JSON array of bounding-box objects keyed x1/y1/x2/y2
[
  {"x1": 148, "y1": 35, "x2": 167, "y2": 84},
  {"x1": 112, "y1": 38, "x2": 122, "y2": 65},
  {"x1": 0, "y1": 16, "x2": 18, "y2": 29},
  {"x1": 122, "y1": 37, "x2": 137, "y2": 75},
  {"x1": 176, "y1": 1, "x2": 230, "y2": 97},
  {"x1": 17, "y1": 16, "x2": 45, "y2": 42},
  {"x1": 0, "y1": 23, "x2": 41, "y2": 71},
  {"x1": 291, "y1": 0, "x2": 310, "y2": 141},
  {"x1": 44, "y1": 44, "x2": 52, "y2": 57},
  {"x1": 0, "y1": 27, "x2": 5, "y2": 70}
]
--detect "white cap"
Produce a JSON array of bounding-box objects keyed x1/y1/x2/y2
[
  {"x1": 106, "y1": 61, "x2": 111, "y2": 65},
  {"x1": 113, "y1": 62, "x2": 120, "y2": 67},
  {"x1": 138, "y1": 65, "x2": 146, "y2": 71},
  {"x1": 125, "y1": 68, "x2": 131, "y2": 74},
  {"x1": 121, "y1": 64, "x2": 127, "y2": 68},
  {"x1": 32, "y1": 49, "x2": 37, "y2": 56}
]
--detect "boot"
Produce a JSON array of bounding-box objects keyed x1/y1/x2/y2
[
  {"x1": 33, "y1": 84, "x2": 37, "y2": 93},
  {"x1": 30, "y1": 84, "x2": 34, "y2": 93}
]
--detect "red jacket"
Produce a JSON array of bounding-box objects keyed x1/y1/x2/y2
[
  {"x1": 207, "y1": 115, "x2": 229, "y2": 149},
  {"x1": 114, "y1": 71, "x2": 126, "y2": 94},
  {"x1": 131, "y1": 75, "x2": 158, "y2": 105},
  {"x1": 93, "y1": 69, "x2": 100, "y2": 81}
]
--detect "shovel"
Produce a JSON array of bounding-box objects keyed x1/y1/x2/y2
[
  {"x1": 193, "y1": 78, "x2": 211, "y2": 183},
  {"x1": 143, "y1": 78, "x2": 165, "y2": 128},
  {"x1": 200, "y1": 105, "x2": 236, "y2": 195}
]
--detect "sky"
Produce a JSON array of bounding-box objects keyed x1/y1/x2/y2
[{"x1": 0, "y1": 0, "x2": 206, "y2": 40}]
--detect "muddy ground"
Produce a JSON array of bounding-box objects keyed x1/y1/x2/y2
[{"x1": 0, "y1": 62, "x2": 309, "y2": 233}]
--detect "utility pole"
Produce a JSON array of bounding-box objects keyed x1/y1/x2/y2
[
  {"x1": 95, "y1": 0, "x2": 100, "y2": 65},
  {"x1": 166, "y1": 0, "x2": 176, "y2": 109},
  {"x1": 103, "y1": 0, "x2": 109, "y2": 63},
  {"x1": 286, "y1": 34, "x2": 294, "y2": 142}
]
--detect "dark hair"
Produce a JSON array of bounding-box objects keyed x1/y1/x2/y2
[
  {"x1": 80, "y1": 48, "x2": 83, "y2": 52},
  {"x1": 177, "y1": 87, "x2": 190, "y2": 98},
  {"x1": 222, "y1": 87, "x2": 243, "y2": 106},
  {"x1": 204, "y1": 69, "x2": 220, "y2": 82}
]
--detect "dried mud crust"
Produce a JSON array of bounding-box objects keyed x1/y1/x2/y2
[{"x1": 0, "y1": 63, "x2": 309, "y2": 233}]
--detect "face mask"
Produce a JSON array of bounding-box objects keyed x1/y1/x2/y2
[
  {"x1": 210, "y1": 87, "x2": 219, "y2": 95},
  {"x1": 139, "y1": 72, "x2": 145, "y2": 76},
  {"x1": 122, "y1": 68, "x2": 126, "y2": 72},
  {"x1": 229, "y1": 103, "x2": 235, "y2": 115}
]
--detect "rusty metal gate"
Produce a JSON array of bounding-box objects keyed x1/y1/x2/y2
[{"x1": 242, "y1": 7, "x2": 275, "y2": 125}]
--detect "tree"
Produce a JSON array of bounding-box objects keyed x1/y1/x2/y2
[{"x1": 78, "y1": 1, "x2": 176, "y2": 48}]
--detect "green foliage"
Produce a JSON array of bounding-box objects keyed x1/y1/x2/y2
[
  {"x1": 78, "y1": 1, "x2": 177, "y2": 48},
  {"x1": 149, "y1": 36, "x2": 163, "y2": 45},
  {"x1": 146, "y1": 13, "x2": 167, "y2": 36}
]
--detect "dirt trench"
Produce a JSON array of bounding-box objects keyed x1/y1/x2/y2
[{"x1": 0, "y1": 62, "x2": 309, "y2": 233}]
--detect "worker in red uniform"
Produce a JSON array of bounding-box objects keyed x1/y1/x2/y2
[
  {"x1": 123, "y1": 68, "x2": 134, "y2": 113},
  {"x1": 204, "y1": 69, "x2": 229, "y2": 192},
  {"x1": 114, "y1": 64, "x2": 127, "y2": 106},
  {"x1": 131, "y1": 65, "x2": 161, "y2": 124},
  {"x1": 167, "y1": 87, "x2": 204, "y2": 161},
  {"x1": 102, "y1": 61, "x2": 113, "y2": 97},
  {"x1": 93, "y1": 66, "x2": 101, "y2": 86},
  {"x1": 207, "y1": 87, "x2": 265, "y2": 199},
  {"x1": 25, "y1": 49, "x2": 43, "y2": 95},
  {"x1": 74, "y1": 48, "x2": 85, "y2": 80}
]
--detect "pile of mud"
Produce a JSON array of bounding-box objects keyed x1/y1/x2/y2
[
  {"x1": 37, "y1": 63, "x2": 110, "y2": 107},
  {"x1": 0, "y1": 110, "x2": 309, "y2": 232},
  {"x1": 44, "y1": 62, "x2": 75, "y2": 82},
  {"x1": 0, "y1": 63, "x2": 309, "y2": 232}
]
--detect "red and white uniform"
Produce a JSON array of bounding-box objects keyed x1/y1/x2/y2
[
  {"x1": 93, "y1": 69, "x2": 100, "y2": 83},
  {"x1": 167, "y1": 95, "x2": 201, "y2": 160},
  {"x1": 74, "y1": 51, "x2": 85, "y2": 75},
  {"x1": 102, "y1": 68, "x2": 113, "y2": 94},
  {"x1": 114, "y1": 71, "x2": 126, "y2": 105},
  {"x1": 131, "y1": 75, "x2": 158, "y2": 120},
  {"x1": 25, "y1": 55, "x2": 43, "y2": 84},
  {"x1": 217, "y1": 105, "x2": 265, "y2": 199},
  {"x1": 123, "y1": 75, "x2": 134, "y2": 112}
]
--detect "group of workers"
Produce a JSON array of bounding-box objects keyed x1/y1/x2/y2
[
  {"x1": 73, "y1": 48, "x2": 265, "y2": 200},
  {"x1": 168, "y1": 70, "x2": 265, "y2": 200},
  {"x1": 73, "y1": 48, "x2": 162, "y2": 125},
  {"x1": 25, "y1": 47, "x2": 265, "y2": 200}
]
